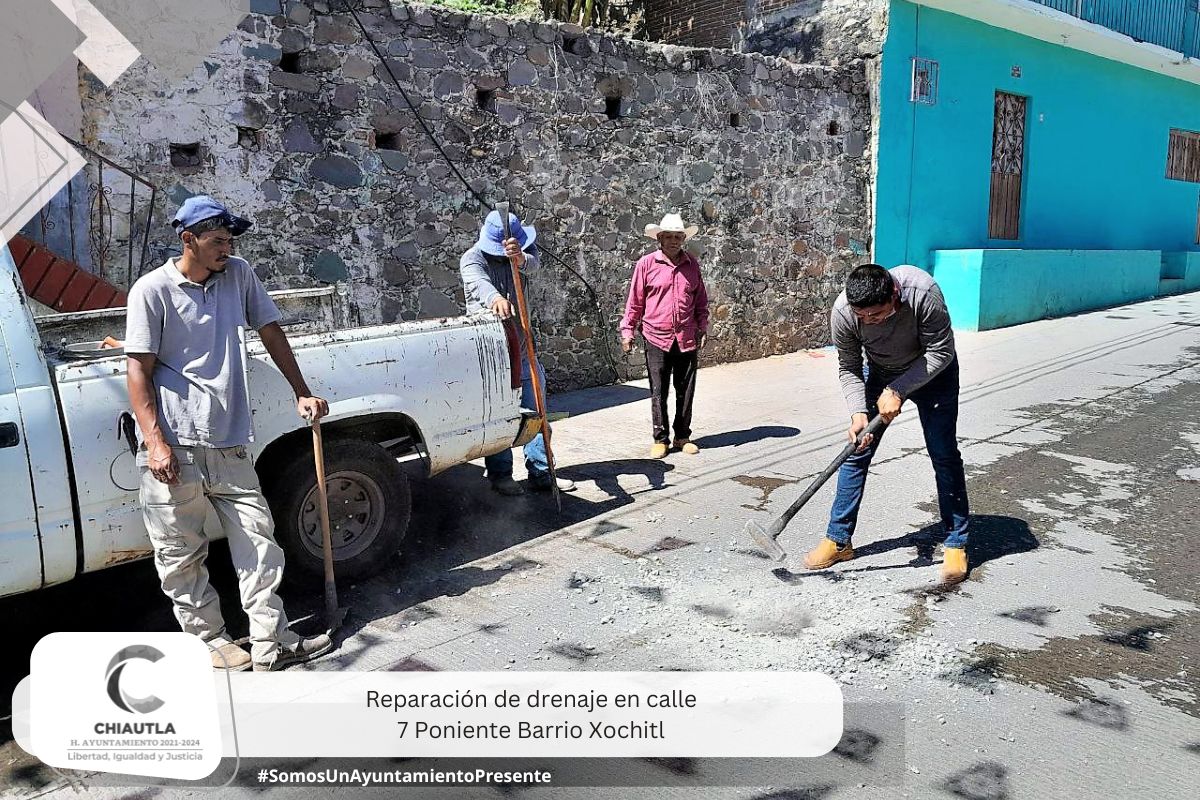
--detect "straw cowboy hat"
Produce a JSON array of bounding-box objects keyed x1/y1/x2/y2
[{"x1": 644, "y1": 213, "x2": 699, "y2": 240}]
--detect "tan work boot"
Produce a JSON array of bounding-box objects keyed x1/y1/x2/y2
[
  {"x1": 209, "y1": 641, "x2": 251, "y2": 672},
  {"x1": 253, "y1": 634, "x2": 334, "y2": 672},
  {"x1": 650, "y1": 442, "x2": 669, "y2": 458},
  {"x1": 803, "y1": 538, "x2": 854, "y2": 570},
  {"x1": 941, "y1": 547, "x2": 968, "y2": 585},
  {"x1": 673, "y1": 439, "x2": 700, "y2": 455}
]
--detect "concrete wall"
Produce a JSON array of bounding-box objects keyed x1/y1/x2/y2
[
  {"x1": 876, "y1": 1, "x2": 1200, "y2": 271},
  {"x1": 1161, "y1": 251, "x2": 1200, "y2": 293},
  {"x1": 77, "y1": 1, "x2": 872, "y2": 390},
  {"x1": 745, "y1": 0, "x2": 888, "y2": 63},
  {"x1": 930, "y1": 249, "x2": 1162, "y2": 330}
]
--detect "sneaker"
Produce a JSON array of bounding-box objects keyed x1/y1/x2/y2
[
  {"x1": 253, "y1": 634, "x2": 334, "y2": 672},
  {"x1": 209, "y1": 641, "x2": 251, "y2": 672},
  {"x1": 650, "y1": 442, "x2": 669, "y2": 459},
  {"x1": 802, "y1": 538, "x2": 854, "y2": 570},
  {"x1": 490, "y1": 476, "x2": 525, "y2": 496},
  {"x1": 529, "y1": 475, "x2": 577, "y2": 492},
  {"x1": 673, "y1": 439, "x2": 700, "y2": 455},
  {"x1": 941, "y1": 547, "x2": 968, "y2": 585}
]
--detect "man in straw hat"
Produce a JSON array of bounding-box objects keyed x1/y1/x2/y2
[
  {"x1": 620, "y1": 213, "x2": 710, "y2": 459},
  {"x1": 459, "y1": 208, "x2": 576, "y2": 496}
]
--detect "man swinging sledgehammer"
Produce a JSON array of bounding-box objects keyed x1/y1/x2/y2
[{"x1": 803, "y1": 264, "x2": 971, "y2": 585}]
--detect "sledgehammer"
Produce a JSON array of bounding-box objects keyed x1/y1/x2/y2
[{"x1": 745, "y1": 415, "x2": 887, "y2": 562}]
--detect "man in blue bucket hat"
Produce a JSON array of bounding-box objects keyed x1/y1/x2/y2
[{"x1": 459, "y1": 209, "x2": 576, "y2": 497}]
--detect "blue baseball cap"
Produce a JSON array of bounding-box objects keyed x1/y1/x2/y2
[
  {"x1": 477, "y1": 209, "x2": 536, "y2": 257},
  {"x1": 171, "y1": 195, "x2": 253, "y2": 236}
]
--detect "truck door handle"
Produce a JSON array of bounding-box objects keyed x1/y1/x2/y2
[{"x1": 0, "y1": 422, "x2": 19, "y2": 448}]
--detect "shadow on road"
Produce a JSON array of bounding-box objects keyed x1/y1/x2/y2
[
  {"x1": 851, "y1": 514, "x2": 1038, "y2": 576},
  {"x1": 264, "y1": 459, "x2": 677, "y2": 670},
  {"x1": 768, "y1": 515, "x2": 1037, "y2": 585},
  {"x1": 552, "y1": 383, "x2": 650, "y2": 415},
  {"x1": 694, "y1": 426, "x2": 801, "y2": 450}
]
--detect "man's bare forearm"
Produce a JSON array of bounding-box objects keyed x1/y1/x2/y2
[
  {"x1": 126, "y1": 355, "x2": 166, "y2": 447},
  {"x1": 258, "y1": 322, "x2": 312, "y2": 398}
]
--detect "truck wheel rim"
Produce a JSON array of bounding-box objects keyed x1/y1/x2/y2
[{"x1": 297, "y1": 469, "x2": 386, "y2": 562}]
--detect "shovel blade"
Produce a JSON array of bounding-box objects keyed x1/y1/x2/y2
[
  {"x1": 745, "y1": 519, "x2": 787, "y2": 562},
  {"x1": 326, "y1": 606, "x2": 348, "y2": 635}
]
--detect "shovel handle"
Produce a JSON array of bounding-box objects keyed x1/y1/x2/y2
[
  {"x1": 496, "y1": 202, "x2": 562, "y2": 511},
  {"x1": 769, "y1": 415, "x2": 887, "y2": 536},
  {"x1": 312, "y1": 419, "x2": 338, "y2": 614}
]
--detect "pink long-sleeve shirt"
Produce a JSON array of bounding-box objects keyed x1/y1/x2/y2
[{"x1": 620, "y1": 249, "x2": 710, "y2": 353}]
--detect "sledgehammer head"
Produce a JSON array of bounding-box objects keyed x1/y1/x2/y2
[{"x1": 745, "y1": 519, "x2": 787, "y2": 562}]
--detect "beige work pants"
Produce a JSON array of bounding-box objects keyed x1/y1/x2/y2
[{"x1": 139, "y1": 445, "x2": 299, "y2": 663}]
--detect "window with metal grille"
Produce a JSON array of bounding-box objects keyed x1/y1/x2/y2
[
  {"x1": 1166, "y1": 129, "x2": 1200, "y2": 182},
  {"x1": 911, "y1": 57, "x2": 939, "y2": 105}
]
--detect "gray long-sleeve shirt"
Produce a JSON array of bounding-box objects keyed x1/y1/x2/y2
[
  {"x1": 459, "y1": 245, "x2": 540, "y2": 315},
  {"x1": 830, "y1": 265, "x2": 957, "y2": 415}
]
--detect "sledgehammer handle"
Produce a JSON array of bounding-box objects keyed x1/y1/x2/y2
[{"x1": 767, "y1": 415, "x2": 888, "y2": 537}]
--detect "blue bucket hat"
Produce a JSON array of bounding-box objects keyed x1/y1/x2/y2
[
  {"x1": 477, "y1": 209, "x2": 536, "y2": 257},
  {"x1": 171, "y1": 195, "x2": 253, "y2": 236}
]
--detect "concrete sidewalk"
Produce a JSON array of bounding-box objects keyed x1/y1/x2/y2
[{"x1": 7, "y1": 291, "x2": 1199, "y2": 799}]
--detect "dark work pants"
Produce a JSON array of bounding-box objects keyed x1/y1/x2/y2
[
  {"x1": 645, "y1": 341, "x2": 698, "y2": 444},
  {"x1": 825, "y1": 359, "x2": 970, "y2": 548}
]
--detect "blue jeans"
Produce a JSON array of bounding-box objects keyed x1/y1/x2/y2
[
  {"x1": 826, "y1": 359, "x2": 970, "y2": 548},
  {"x1": 485, "y1": 354, "x2": 550, "y2": 481}
]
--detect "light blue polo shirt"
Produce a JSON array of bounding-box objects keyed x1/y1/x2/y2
[{"x1": 124, "y1": 256, "x2": 282, "y2": 447}]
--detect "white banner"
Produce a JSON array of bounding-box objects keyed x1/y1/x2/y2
[
  {"x1": 214, "y1": 671, "x2": 843, "y2": 759},
  {"x1": 14, "y1": 632, "x2": 844, "y2": 780}
]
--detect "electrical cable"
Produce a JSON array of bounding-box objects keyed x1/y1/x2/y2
[{"x1": 338, "y1": 1, "x2": 623, "y2": 383}]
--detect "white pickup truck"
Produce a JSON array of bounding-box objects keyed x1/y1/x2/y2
[{"x1": 0, "y1": 244, "x2": 537, "y2": 599}]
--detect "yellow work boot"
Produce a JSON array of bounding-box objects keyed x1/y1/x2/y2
[
  {"x1": 803, "y1": 538, "x2": 854, "y2": 570},
  {"x1": 941, "y1": 547, "x2": 968, "y2": 585},
  {"x1": 673, "y1": 439, "x2": 700, "y2": 454},
  {"x1": 650, "y1": 442, "x2": 669, "y2": 458}
]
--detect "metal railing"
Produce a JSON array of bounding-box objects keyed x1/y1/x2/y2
[
  {"x1": 1029, "y1": 0, "x2": 1200, "y2": 58},
  {"x1": 22, "y1": 136, "x2": 157, "y2": 292}
]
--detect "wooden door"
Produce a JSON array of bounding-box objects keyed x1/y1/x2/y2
[{"x1": 988, "y1": 91, "x2": 1027, "y2": 240}]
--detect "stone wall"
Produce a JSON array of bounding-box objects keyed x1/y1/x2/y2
[{"x1": 79, "y1": 0, "x2": 872, "y2": 390}]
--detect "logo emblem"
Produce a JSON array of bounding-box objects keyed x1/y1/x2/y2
[{"x1": 105, "y1": 645, "x2": 165, "y2": 714}]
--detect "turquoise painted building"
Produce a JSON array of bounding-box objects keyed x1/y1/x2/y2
[{"x1": 872, "y1": 0, "x2": 1200, "y2": 328}]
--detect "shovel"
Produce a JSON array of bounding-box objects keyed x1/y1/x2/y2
[
  {"x1": 311, "y1": 418, "x2": 348, "y2": 632},
  {"x1": 746, "y1": 415, "x2": 888, "y2": 562},
  {"x1": 496, "y1": 201, "x2": 562, "y2": 511}
]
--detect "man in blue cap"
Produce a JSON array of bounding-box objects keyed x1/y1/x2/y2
[
  {"x1": 124, "y1": 195, "x2": 335, "y2": 672},
  {"x1": 459, "y1": 209, "x2": 575, "y2": 496}
]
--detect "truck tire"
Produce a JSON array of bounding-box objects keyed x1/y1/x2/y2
[{"x1": 264, "y1": 437, "x2": 411, "y2": 582}]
